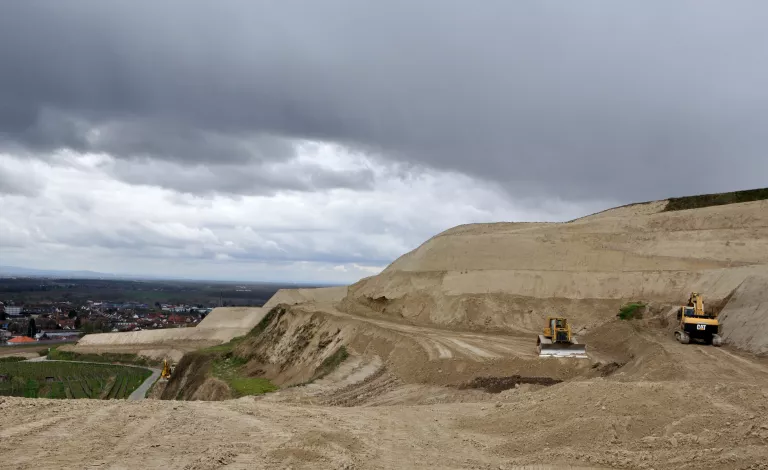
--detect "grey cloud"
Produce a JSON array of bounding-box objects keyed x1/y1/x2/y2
[
  {"x1": 0, "y1": 163, "x2": 40, "y2": 197},
  {"x1": 87, "y1": 121, "x2": 297, "y2": 165},
  {"x1": 1, "y1": 1, "x2": 768, "y2": 201},
  {"x1": 108, "y1": 158, "x2": 375, "y2": 195}
]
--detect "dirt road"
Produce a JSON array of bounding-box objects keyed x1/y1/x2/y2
[
  {"x1": 307, "y1": 302, "x2": 539, "y2": 361},
  {"x1": 129, "y1": 368, "x2": 161, "y2": 401}
]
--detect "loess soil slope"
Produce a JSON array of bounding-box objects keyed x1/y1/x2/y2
[
  {"x1": 340, "y1": 199, "x2": 768, "y2": 333},
  {"x1": 4, "y1": 194, "x2": 768, "y2": 469}
]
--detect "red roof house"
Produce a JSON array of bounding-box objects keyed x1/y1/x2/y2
[{"x1": 8, "y1": 336, "x2": 36, "y2": 344}]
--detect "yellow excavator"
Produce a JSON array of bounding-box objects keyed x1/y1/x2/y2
[
  {"x1": 675, "y1": 292, "x2": 722, "y2": 346},
  {"x1": 536, "y1": 317, "x2": 588, "y2": 358},
  {"x1": 160, "y1": 359, "x2": 173, "y2": 380}
]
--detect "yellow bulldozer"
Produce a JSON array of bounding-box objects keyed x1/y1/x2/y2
[
  {"x1": 675, "y1": 292, "x2": 722, "y2": 346},
  {"x1": 536, "y1": 317, "x2": 588, "y2": 358}
]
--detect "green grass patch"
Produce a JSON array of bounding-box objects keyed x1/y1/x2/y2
[
  {"x1": 664, "y1": 187, "x2": 768, "y2": 212},
  {"x1": 0, "y1": 361, "x2": 151, "y2": 399},
  {"x1": 229, "y1": 377, "x2": 278, "y2": 395},
  {"x1": 208, "y1": 355, "x2": 277, "y2": 397},
  {"x1": 47, "y1": 349, "x2": 160, "y2": 367},
  {"x1": 618, "y1": 302, "x2": 645, "y2": 320},
  {"x1": 47, "y1": 382, "x2": 67, "y2": 399},
  {"x1": 24, "y1": 379, "x2": 39, "y2": 398},
  {"x1": 0, "y1": 357, "x2": 26, "y2": 363}
]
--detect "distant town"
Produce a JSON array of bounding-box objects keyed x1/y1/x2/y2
[
  {"x1": 0, "y1": 276, "x2": 325, "y2": 346},
  {"x1": 0, "y1": 299, "x2": 213, "y2": 345}
]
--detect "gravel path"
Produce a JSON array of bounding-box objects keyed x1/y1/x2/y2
[{"x1": 128, "y1": 368, "x2": 161, "y2": 400}]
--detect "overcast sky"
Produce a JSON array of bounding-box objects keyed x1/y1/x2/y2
[{"x1": 1, "y1": 1, "x2": 767, "y2": 283}]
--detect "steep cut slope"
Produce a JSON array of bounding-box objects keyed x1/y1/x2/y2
[
  {"x1": 718, "y1": 275, "x2": 768, "y2": 355},
  {"x1": 263, "y1": 286, "x2": 348, "y2": 309},
  {"x1": 340, "y1": 199, "x2": 768, "y2": 332},
  {"x1": 197, "y1": 306, "x2": 268, "y2": 330}
]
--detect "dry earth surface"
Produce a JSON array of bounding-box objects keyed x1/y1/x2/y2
[{"x1": 2, "y1": 199, "x2": 768, "y2": 469}]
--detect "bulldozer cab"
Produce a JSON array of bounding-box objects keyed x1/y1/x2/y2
[{"x1": 544, "y1": 317, "x2": 570, "y2": 343}]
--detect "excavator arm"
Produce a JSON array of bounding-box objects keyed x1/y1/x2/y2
[{"x1": 688, "y1": 292, "x2": 706, "y2": 316}]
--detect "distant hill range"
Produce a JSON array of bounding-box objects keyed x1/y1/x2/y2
[
  {"x1": 0, "y1": 265, "x2": 340, "y2": 286},
  {"x1": 0, "y1": 265, "x2": 122, "y2": 279},
  {"x1": 0, "y1": 265, "x2": 211, "y2": 281}
]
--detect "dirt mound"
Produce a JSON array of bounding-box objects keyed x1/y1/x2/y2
[
  {"x1": 459, "y1": 375, "x2": 562, "y2": 393},
  {"x1": 581, "y1": 320, "x2": 650, "y2": 364},
  {"x1": 462, "y1": 379, "x2": 768, "y2": 468}
]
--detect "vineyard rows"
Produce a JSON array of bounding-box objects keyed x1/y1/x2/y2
[{"x1": 0, "y1": 362, "x2": 152, "y2": 399}]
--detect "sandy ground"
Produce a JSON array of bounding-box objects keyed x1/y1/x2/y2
[
  {"x1": 2, "y1": 325, "x2": 768, "y2": 469},
  {"x1": 4, "y1": 199, "x2": 768, "y2": 469}
]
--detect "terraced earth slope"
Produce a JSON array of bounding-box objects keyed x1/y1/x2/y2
[
  {"x1": 340, "y1": 199, "x2": 768, "y2": 333},
  {"x1": 8, "y1": 192, "x2": 768, "y2": 469}
]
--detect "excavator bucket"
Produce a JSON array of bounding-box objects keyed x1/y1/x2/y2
[{"x1": 537, "y1": 335, "x2": 588, "y2": 358}]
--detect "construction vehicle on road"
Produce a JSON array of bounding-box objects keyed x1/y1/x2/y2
[
  {"x1": 537, "y1": 317, "x2": 588, "y2": 358},
  {"x1": 675, "y1": 292, "x2": 722, "y2": 346}
]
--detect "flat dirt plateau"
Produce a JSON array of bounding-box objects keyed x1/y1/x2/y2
[{"x1": 3, "y1": 197, "x2": 768, "y2": 469}]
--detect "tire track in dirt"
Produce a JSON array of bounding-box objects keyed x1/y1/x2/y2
[
  {"x1": 637, "y1": 330, "x2": 768, "y2": 381},
  {"x1": 308, "y1": 303, "x2": 538, "y2": 362},
  {"x1": 0, "y1": 414, "x2": 76, "y2": 439}
]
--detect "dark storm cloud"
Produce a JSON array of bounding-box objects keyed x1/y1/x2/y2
[{"x1": 2, "y1": 1, "x2": 768, "y2": 201}]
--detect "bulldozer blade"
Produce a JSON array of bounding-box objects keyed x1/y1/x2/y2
[{"x1": 537, "y1": 343, "x2": 588, "y2": 359}]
